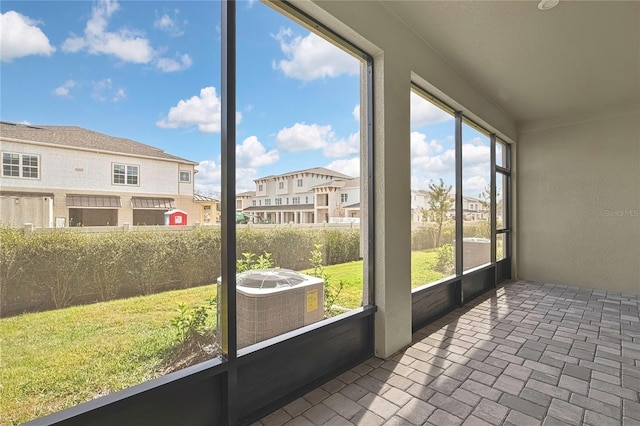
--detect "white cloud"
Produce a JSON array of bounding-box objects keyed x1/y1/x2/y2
[
  {"x1": 0, "y1": 11, "x2": 56, "y2": 62},
  {"x1": 54, "y1": 80, "x2": 77, "y2": 97},
  {"x1": 62, "y1": 0, "x2": 155, "y2": 64},
  {"x1": 352, "y1": 104, "x2": 360, "y2": 122},
  {"x1": 411, "y1": 131, "x2": 443, "y2": 158},
  {"x1": 272, "y1": 28, "x2": 359, "y2": 81},
  {"x1": 276, "y1": 123, "x2": 330, "y2": 152},
  {"x1": 194, "y1": 160, "x2": 257, "y2": 194},
  {"x1": 194, "y1": 160, "x2": 221, "y2": 194},
  {"x1": 156, "y1": 53, "x2": 192, "y2": 72},
  {"x1": 464, "y1": 175, "x2": 489, "y2": 197},
  {"x1": 326, "y1": 158, "x2": 359, "y2": 178},
  {"x1": 92, "y1": 78, "x2": 125, "y2": 102},
  {"x1": 276, "y1": 123, "x2": 359, "y2": 158},
  {"x1": 154, "y1": 10, "x2": 185, "y2": 37},
  {"x1": 236, "y1": 136, "x2": 279, "y2": 168},
  {"x1": 323, "y1": 132, "x2": 360, "y2": 158},
  {"x1": 410, "y1": 91, "x2": 453, "y2": 128},
  {"x1": 156, "y1": 86, "x2": 242, "y2": 133},
  {"x1": 113, "y1": 87, "x2": 126, "y2": 102}
]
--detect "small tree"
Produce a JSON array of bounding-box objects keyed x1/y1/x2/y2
[{"x1": 428, "y1": 178, "x2": 453, "y2": 247}]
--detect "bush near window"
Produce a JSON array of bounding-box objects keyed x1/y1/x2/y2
[{"x1": 0, "y1": 226, "x2": 360, "y2": 316}]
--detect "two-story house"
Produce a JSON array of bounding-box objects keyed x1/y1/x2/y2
[
  {"x1": 0, "y1": 122, "x2": 199, "y2": 227},
  {"x1": 239, "y1": 167, "x2": 358, "y2": 224}
]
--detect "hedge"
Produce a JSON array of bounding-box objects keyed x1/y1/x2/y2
[{"x1": 0, "y1": 226, "x2": 360, "y2": 316}]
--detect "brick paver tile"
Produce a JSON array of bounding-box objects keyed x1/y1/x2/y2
[
  {"x1": 304, "y1": 388, "x2": 330, "y2": 405},
  {"x1": 493, "y1": 375, "x2": 525, "y2": 395},
  {"x1": 503, "y1": 363, "x2": 533, "y2": 381},
  {"x1": 583, "y1": 410, "x2": 621, "y2": 426},
  {"x1": 562, "y1": 363, "x2": 591, "y2": 381},
  {"x1": 526, "y1": 379, "x2": 570, "y2": 400},
  {"x1": 395, "y1": 398, "x2": 436, "y2": 425},
  {"x1": 428, "y1": 392, "x2": 473, "y2": 419},
  {"x1": 569, "y1": 393, "x2": 620, "y2": 420},
  {"x1": 558, "y1": 374, "x2": 589, "y2": 395},
  {"x1": 427, "y1": 375, "x2": 461, "y2": 395},
  {"x1": 591, "y1": 378, "x2": 638, "y2": 400},
  {"x1": 324, "y1": 416, "x2": 355, "y2": 426},
  {"x1": 303, "y1": 404, "x2": 338, "y2": 426},
  {"x1": 283, "y1": 416, "x2": 316, "y2": 426},
  {"x1": 354, "y1": 376, "x2": 391, "y2": 395},
  {"x1": 357, "y1": 393, "x2": 400, "y2": 419},
  {"x1": 504, "y1": 410, "x2": 540, "y2": 426},
  {"x1": 543, "y1": 416, "x2": 573, "y2": 426},
  {"x1": 469, "y1": 370, "x2": 497, "y2": 386},
  {"x1": 323, "y1": 394, "x2": 362, "y2": 420},
  {"x1": 462, "y1": 415, "x2": 493, "y2": 426},
  {"x1": 338, "y1": 370, "x2": 361, "y2": 384},
  {"x1": 381, "y1": 415, "x2": 410, "y2": 426},
  {"x1": 284, "y1": 398, "x2": 313, "y2": 417},
  {"x1": 350, "y1": 409, "x2": 384, "y2": 426},
  {"x1": 427, "y1": 408, "x2": 463, "y2": 426},
  {"x1": 592, "y1": 370, "x2": 621, "y2": 385},
  {"x1": 589, "y1": 388, "x2": 621, "y2": 407},
  {"x1": 406, "y1": 382, "x2": 435, "y2": 401},
  {"x1": 451, "y1": 387, "x2": 482, "y2": 407},
  {"x1": 547, "y1": 398, "x2": 584, "y2": 426},
  {"x1": 499, "y1": 394, "x2": 546, "y2": 420},
  {"x1": 461, "y1": 379, "x2": 503, "y2": 401},
  {"x1": 322, "y1": 379, "x2": 346, "y2": 394},
  {"x1": 624, "y1": 399, "x2": 640, "y2": 421},
  {"x1": 471, "y1": 398, "x2": 509, "y2": 425},
  {"x1": 339, "y1": 383, "x2": 368, "y2": 402},
  {"x1": 519, "y1": 388, "x2": 552, "y2": 408},
  {"x1": 386, "y1": 374, "x2": 413, "y2": 391},
  {"x1": 262, "y1": 409, "x2": 293, "y2": 426},
  {"x1": 381, "y1": 387, "x2": 412, "y2": 408}
]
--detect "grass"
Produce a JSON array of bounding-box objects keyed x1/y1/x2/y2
[
  {"x1": 1, "y1": 249, "x2": 443, "y2": 425},
  {"x1": 0, "y1": 285, "x2": 215, "y2": 426}
]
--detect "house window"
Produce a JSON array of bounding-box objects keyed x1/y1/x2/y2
[
  {"x1": 179, "y1": 171, "x2": 191, "y2": 183},
  {"x1": 258, "y1": 184, "x2": 263, "y2": 192},
  {"x1": 305, "y1": 196, "x2": 309, "y2": 204},
  {"x1": 278, "y1": 182, "x2": 284, "y2": 190},
  {"x1": 275, "y1": 198, "x2": 282, "y2": 205},
  {"x1": 113, "y1": 164, "x2": 138, "y2": 185},
  {"x1": 2, "y1": 152, "x2": 39, "y2": 179},
  {"x1": 297, "y1": 179, "x2": 303, "y2": 187},
  {"x1": 292, "y1": 197, "x2": 300, "y2": 205},
  {"x1": 265, "y1": 199, "x2": 271, "y2": 206},
  {"x1": 341, "y1": 193, "x2": 348, "y2": 203},
  {"x1": 252, "y1": 200, "x2": 256, "y2": 206}
]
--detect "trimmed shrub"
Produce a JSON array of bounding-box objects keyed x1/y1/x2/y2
[{"x1": 0, "y1": 226, "x2": 360, "y2": 316}]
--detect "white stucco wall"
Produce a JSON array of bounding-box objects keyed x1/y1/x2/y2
[
  {"x1": 517, "y1": 107, "x2": 640, "y2": 294},
  {"x1": 1, "y1": 141, "x2": 194, "y2": 196}
]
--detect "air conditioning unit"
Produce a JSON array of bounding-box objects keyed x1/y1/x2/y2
[{"x1": 217, "y1": 269, "x2": 324, "y2": 348}]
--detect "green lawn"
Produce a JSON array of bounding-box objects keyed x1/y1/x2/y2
[
  {"x1": 0, "y1": 285, "x2": 215, "y2": 426},
  {"x1": 1, "y1": 249, "x2": 442, "y2": 425}
]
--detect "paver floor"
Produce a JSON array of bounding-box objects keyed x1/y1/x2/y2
[{"x1": 256, "y1": 280, "x2": 640, "y2": 426}]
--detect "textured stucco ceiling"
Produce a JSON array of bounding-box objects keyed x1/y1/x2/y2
[{"x1": 380, "y1": 1, "x2": 640, "y2": 124}]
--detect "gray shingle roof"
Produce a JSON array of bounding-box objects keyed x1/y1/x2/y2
[{"x1": 0, "y1": 121, "x2": 197, "y2": 164}]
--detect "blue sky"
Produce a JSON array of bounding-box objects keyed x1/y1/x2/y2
[{"x1": 1, "y1": 0, "x2": 490, "y2": 196}]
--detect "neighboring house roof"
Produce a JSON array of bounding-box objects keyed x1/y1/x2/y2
[
  {"x1": 313, "y1": 176, "x2": 360, "y2": 190},
  {"x1": 255, "y1": 167, "x2": 352, "y2": 182},
  {"x1": 243, "y1": 204, "x2": 315, "y2": 212},
  {"x1": 0, "y1": 121, "x2": 197, "y2": 165},
  {"x1": 194, "y1": 194, "x2": 219, "y2": 202},
  {"x1": 237, "y1": 191, "x2": 256, "y2": 197}
]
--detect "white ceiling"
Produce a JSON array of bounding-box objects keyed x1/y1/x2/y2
[{"x1": 380, "y1": 0, "x2": 640, "y2": 124}]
